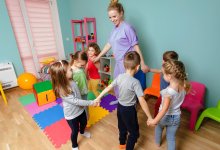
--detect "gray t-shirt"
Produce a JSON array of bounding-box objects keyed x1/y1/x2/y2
[
  {"x1": 159, "y1": 87, "x2": 186, "y2": 115},
  {"x1": 61, "y1": 81, "x2": 94, "y2": 120},
  {"x1": 111, "y1": 73, "x2": 144, "y2": 106}
]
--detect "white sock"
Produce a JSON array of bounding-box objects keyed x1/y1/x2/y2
[
  {"x1": 72, "y1": 147, "x2": 78, "y2": 150},
  {"x1": 81, "y1": 131, "x2": 91, "y2": 138},
  {"x1": 110, "y1": 100, "x2": 118, "y2": 105}
]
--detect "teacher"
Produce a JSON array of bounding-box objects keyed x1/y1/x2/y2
[{"x1": 94, "y1": 0, "x2": 149, "y2": 104}]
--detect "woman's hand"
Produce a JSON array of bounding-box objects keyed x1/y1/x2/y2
[{"x1": 91, "y1": 56, "x2": 100, "y2": 63}]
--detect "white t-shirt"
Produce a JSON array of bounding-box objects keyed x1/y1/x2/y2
[{"x1": 159, "y1": 86, "x2": 186, "y2": 115}]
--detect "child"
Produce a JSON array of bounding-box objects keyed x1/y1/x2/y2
[
  {"x1": 95, "y1": 51, "x2": 152, "y2": 150},
  {"x1": 149, "y1": 51, "x2": 179, "y2": 117},
  {"x1": 50, "y1": 60, "x2": 99, "y2": 150},
  {"x1": 70, "y1": 51, "x2": 88, "y2": 100},
  {"x1": 147, "y1": 60, "x2": 190, "y2": 150},
  {"x1": 85, "y1": 42, "x2": 101, "y2": 97}
]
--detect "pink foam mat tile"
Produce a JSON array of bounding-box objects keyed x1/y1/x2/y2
[
  {"x1": 44, "y1": 118, "x2": 71, "y2": 148},
  {"x1": 24, "y1": 101, "x2": 57, "y2": 116}
]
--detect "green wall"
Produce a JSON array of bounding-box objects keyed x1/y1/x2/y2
[
  {"x1": 58, "y1": 0, "x2": 220, "y2": 107},
  {"x1": 56, "y1": 0, "x2": 73, "y2": 59},
  {"x1": 0, "y1": 0, "x2": 24, "y2": 75}
]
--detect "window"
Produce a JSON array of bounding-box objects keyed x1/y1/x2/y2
[{"x1": 6, "y1": 0, "x2": 64, "y2": 76}]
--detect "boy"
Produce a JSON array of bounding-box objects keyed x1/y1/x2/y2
[{"x1": 96, "y1": 51, "x2": 152, "y2": 150}]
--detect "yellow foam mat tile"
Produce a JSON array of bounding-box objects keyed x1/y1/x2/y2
[{"x1": 87, "y1": 106, "x2": 109, "y2": 126}]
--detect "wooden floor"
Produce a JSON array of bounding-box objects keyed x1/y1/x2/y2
[{"x1": 0, "y1": 87, "x2": 220, "y2": 150}]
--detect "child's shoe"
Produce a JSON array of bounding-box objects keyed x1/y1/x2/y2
[
  {"x1": 80, "y1": 131, "x2": 91, "y2": 138},
  {"x1": 119, "y1": 144, "x2": 126, "y2": 149},
  {"x1": 86, "y1": 124, "x2": 91, "y2": 128},
  {"x1": 72, "y1": 147, "x2": 78, "y2": 150}
]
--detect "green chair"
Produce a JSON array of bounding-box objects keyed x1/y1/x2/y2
[{"x1": 195, "y1": 100, "x2": 220, "y2": 130}]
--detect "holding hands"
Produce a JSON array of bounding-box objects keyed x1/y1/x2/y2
[
  {"x1": 92, "y1": 99, "x2": 100, "y2": 107},
  {"x1": 141, "y1": 63, "x2": 150, "y2": 73},
  {"x1": 147, "y1": 118, "x2": 157, "y2": 126}
]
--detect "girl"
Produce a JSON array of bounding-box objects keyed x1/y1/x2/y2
[
  {"x1": 70, "y1": 51, "x2": 88, "y2": 101},
  {"x1": 93, "y1": 0, "x2": 149, "y2": 105},
  {"x1": 50, "y1": 60, "x2": 99, "y2": 150},
  {"x1": 85, "y1": 42, "x2": 101, "y2": 97},
  {"x1": 147, "y1": 60, "x2": 190, "y2": 150}
]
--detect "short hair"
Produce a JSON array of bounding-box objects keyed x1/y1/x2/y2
[
  {"x1": 163, "y1": 51, "x2": 179, "y2": 62},
  {"x1": 124, "y1": 51, "x2": 140, "y2": 70}
]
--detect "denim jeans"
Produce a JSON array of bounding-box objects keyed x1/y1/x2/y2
[{"x1": 155, "y1": 115, "x2": 180, "y2": 150}]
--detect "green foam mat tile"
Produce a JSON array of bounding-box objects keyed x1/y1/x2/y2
[{"x1": 19, "y1": 93, "x2": 36, "y2": 106}]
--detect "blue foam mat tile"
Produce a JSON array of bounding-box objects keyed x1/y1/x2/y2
[{"x1": 33, "y1": 105, "x2": 64, "y2": 129}]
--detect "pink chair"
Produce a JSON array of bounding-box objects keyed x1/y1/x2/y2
[{"x1": 181, "y1": 81, "x2": 206, "y2": 130}]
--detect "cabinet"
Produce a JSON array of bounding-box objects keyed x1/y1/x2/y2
[
  {"x1": 71, "y1": 17, "x2": 97, "y2": 51},
  {"x1": 99, "y1": 57, "x2": 115, "y2": 88}
]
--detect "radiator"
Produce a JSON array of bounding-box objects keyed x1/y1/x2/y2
[{"x1": 0, "y1": 62, "x2": 18, "y2": 89}]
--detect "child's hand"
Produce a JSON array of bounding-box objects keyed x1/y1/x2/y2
[
  {"x1": 147, "y1": 119, "x2": 156, "y2": 126},
  {"x1": 92, "y1": 99, "x2": 100, "y2": 107},
  {"x1": 95, "y1": 97, "x2": 101, "y2": 103}
]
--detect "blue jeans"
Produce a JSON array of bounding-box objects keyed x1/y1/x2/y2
[{"x1": 155, "y1": 115, "x2": 180, "y2": 150}]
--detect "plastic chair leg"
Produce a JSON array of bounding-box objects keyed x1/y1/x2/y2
[
  {"x1": 195, "y1": 112, "x2": 206, "y2": 131},
  {"x1": 189, "y1": 110, "x2": 200, "y2": 130}
]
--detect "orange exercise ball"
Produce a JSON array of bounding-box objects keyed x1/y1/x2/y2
[{"x1": 17, "y1": 73, "x2": 37, "y2": 90}]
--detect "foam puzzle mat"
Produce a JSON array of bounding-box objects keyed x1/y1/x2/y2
[{"x1": 18, "y1": 92, "x2": 117, "y2": 148}]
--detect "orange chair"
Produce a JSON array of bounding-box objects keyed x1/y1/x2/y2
[{"x1": 144, "y1": 73, "x2": 160, "y2": 98}]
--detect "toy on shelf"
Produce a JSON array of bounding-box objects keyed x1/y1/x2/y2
[
  {"x1": 71, "y1": 17, "x2": 97, "y2": 52},
  {"x1": 99, "y1": 78, "x2": 110, "y2": 88},
  {"x1": 99, "y1": 57, "x2": 115, "y2": 87},
  {"x1": 74, "y1": 36, "x2": 86, "y2": 43},
  {"x1": 104, "y1": 64, "x2": 110, "y2": 72},
  {"x1": 33, "y1": 80, "x2": 56, "y2": 106},
  {"x1": 17, "y1": 73, "x2": 37, "y2": 90}
]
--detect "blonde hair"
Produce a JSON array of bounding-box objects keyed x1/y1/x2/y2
[
  {"x1": 124, "y1": 51, "x2": 140, "y2": 70},
  {"x1": 108, "y1": 0, "x2": 124, "y2": 15},
  {"x1": 87, "y1": 42, "x2": 101, "y2": 56},
  {"x1": 50, "y1": 60, "x2": 72, "y2": 97},
  {"x1": 162, "y1": 60, "x2": 190, "y2": 93}
]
